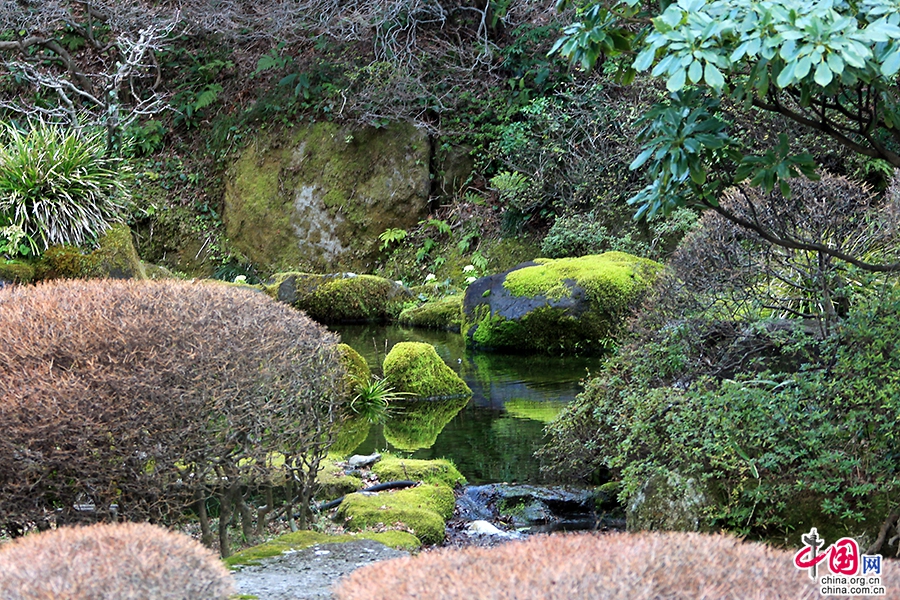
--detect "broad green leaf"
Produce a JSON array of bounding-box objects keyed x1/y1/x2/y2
[
  {"x1": 776, "y1": 61, "x2": 796, "y2": 87},
  {"x1": 882, "y1": 49, "x2": 900, "y2": 76},
  {"x1": 814, "y1": 61, "x2": 833, "y2": 86},
  {"x1": 794, "y1": 55, "x2": 812, "y2": 79},
  {"x1": 705, "y1": 62, "x2": 726, "y2": 88},
  {"x1": 667, "y1": 67, "x2": 687, "y2": 91},
  {"x1": 688, "y1": 59, "x2": 703, "y2": 83}
]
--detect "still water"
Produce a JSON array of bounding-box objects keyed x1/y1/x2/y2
[{"x1": 329, "y1": 324, "x2": 602, "y2": 484}]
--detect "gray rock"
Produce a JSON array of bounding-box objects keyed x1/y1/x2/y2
[
  {"x1": 347, "y1": 453, "x2": 381, "y2": 469},
  {"x1": 465, "y1": 520, "x2": 519, "y2": 538},
  {"x1": 627, "y1": 470, "x2": 712, "y2": 532}
]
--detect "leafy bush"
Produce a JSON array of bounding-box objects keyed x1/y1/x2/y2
[
  {"x1": 0, "y1": 522, "x2": 234, "y2": 600},
  {"x1": 540, "y1": 207, "x2": 697, "y2": 260},
  {"x1": 542, "y1": 287, "x2": 900, "y2": 548},
  {"x1": 0, "y1": 122, "x2": 126, "y2": 255},
  {"x1": 0, "y1": 280, "x2": 342, "y2": 554}
]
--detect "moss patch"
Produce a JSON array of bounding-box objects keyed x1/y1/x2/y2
[
  {"x1": 0, "y1": 260, "x2": 35, "y2": 284},
  {"x1": 398, "y1": 294, "x2": 463, "y2": 331},
  {"x1": 36, "y1": 224, "x2": 147, "y2": 281},
  {"x1": 315, "y1": 455, "x2": 365, "y2": 501},
  {"x1": 337, "y1": 483, "x2": 455, "y2": 545},
  {"x1": 383, "y1": 342, "x2": 471, "y2": 399},
  {"x1": 383, "y1": 396, "x2": 469, "y2": 451},
  {"x1": 224, "y1": 530, "x2": 420, "y2": 568},
  {"x1": 265, "y1": 272, "x2": 413, "y2": 323},
  {"x1": 372, "y1": 456, "x2": 466, "y2": 488}
]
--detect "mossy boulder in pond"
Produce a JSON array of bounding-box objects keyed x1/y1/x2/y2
[
  {"x1": 373, "y1": 456, "x2": 466, "y2": 488},
  {"x1": 382, "y1": 396, "x2": 469, "y2": 451},
  {"x1": 383, "y1": 342, "x2": 471, "y2": 399},
  {"x1": 336, "y1": 342, "x2": 371, "y2": 406},
  {"x1": 462, "y1": 252, "x2": 661, "y2": 355},
  {"x1": 266, "y1": 272, "x2": 413, "y2": 323},
  {"x1": 398, "y1": 294, "x2": 463, "y2": 332},
  {"x1": 224, "y1": 122, "x2": 431, "y2": 273},
  {"x1": 36, "y1": 224, "x2": 147, "y2": 281},
  {"x1": 337, "y1": 483, "x2": 455, "y2": 545}
]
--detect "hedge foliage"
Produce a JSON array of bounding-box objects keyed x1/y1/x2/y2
[{"x1": 0, "y1": 279, "x2": 342, "y2": 552}]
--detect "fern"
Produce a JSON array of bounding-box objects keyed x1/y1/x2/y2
[{"x1": 193, "y1": 84, "x2": 222, "y2": 111}]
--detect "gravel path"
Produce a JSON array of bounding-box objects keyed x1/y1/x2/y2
[{"x1": 231, "y1": 539, "x2": 409, "y2": 600}]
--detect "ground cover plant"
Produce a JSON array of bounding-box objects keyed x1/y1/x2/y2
[{"x1": 0, "y1": 279, "x2": 343, "y2": 556}]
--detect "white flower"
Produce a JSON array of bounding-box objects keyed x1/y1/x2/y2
[
  {"x1": 425, "y1": 273, "x2": 436, "y2": 282},
  {"x1": 395, "y1": 280, "x2": 404, "y2": 286},
  {"x1": 466, "y1": 276, "x2": 477, "y2": 284},
  {"x1": 463, "y1": 265, "x2": 476, "y2": 272},
  {"x1": 233, "y1": 275, "x2": 247, "y2": 283}
]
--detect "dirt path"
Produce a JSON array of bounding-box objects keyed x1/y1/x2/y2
[{"x1": 231, "y1": 539, "x2": 409, "y2": 600}]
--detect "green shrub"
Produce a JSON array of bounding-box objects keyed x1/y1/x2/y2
[
  {"x1": 542, "y1": 287, "x2": 900, "y2": 547},
  {"x1": 0, "y1": 122, "x2": 126, "y2": 255}
]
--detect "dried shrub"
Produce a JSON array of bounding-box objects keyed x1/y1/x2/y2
[
  {"x1": 335, "y1": 531, "x2": 893, "y2": 600},
  {"x1": 0, "y1": 522, "x2": 234, "y2": 600},
  {"x1": 0, "y1": 279, "x2": 342, "y2": 553},
  {"x1": 671, "y1": 171, "x2": 900, "y2": 333}
]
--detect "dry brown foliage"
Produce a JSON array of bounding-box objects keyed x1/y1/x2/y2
[
  {"x1": 335, "y1": 531, "x2": 896, "y2": 600},
  {"x1": 0, "y1": 279, "x2": 341, "y2": 553},
  {"x1": 0, "y1": 522, "x2": 234, "y2": 600}
]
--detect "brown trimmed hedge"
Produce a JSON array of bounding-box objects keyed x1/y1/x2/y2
[
  {"x1": 0, "y1": 522, "x2": 234, "y2": 599},
  {"x1": 0, "y1": 279, "x2": 342, "y2": 552}
]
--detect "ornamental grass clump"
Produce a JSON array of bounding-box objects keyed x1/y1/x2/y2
[
  {"x1": 0, "y1": 522, "x2": 234, "y2": 600},
  {"x1": 0, "y1": 279, "x2": 343, "y2": 555},
  {"x1": 0, "y1": 122, "x2": 126, "y2": 256}
]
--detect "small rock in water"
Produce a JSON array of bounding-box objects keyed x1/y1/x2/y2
[
  {"x1": 347, "y1": 453, "x2": 381, "y2": 469},
  {"x1": 466, "y1": 520, "x2": 518, "y2": 538}
]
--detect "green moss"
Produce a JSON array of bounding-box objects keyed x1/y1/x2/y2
[
  {"x1": 398, "y1": 294, "x2": 463, "y2": 331},
  {"x1": 503, "y1": 252, "x2": 660, "y2": 307},
  {"x1": 0, "y1": 260, "x2": 35, "y2": 283},
  {"x1": 224, "y1": 529, "x2": 421, "y2": 568},
  {"x1": 337, "y1": 483, "x2": 455, "y2": 544},
  {"x1": 382, "y1": 396, "x2": 469, "y2": 451},
  {"x1": 372, "y1": 456, "x2": 466, "y2": 488},
  {"x1": 336, "y1": 342, "x2": 371, "y2": 409},
  {"x1": 383, "y1": 342, "x2": 471, "y2": 399},
  {"x1": 36, "y1": 225, "x2": 147, "y2": 281},
  {"x1": 315, "y1": 455, "x2": 365, "y2": 501},
  {"x1": 303, "y1": 275, "x2": 410, "y2": 323},
  {"x1": 503, "y1": 399, "x2": 567, "y2": 424}
]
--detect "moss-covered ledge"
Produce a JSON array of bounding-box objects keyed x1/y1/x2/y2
[{"x1": 224, "y1": 530, "x2": 420, "y2": 568}]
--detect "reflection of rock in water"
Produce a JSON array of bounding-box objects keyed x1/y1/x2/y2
[
  {"x1": 331, "y1": 417, "x2": 371, "y2": 456},
  {"x1": 383, "y1": 396, "x2": 469, "y2": 451}
]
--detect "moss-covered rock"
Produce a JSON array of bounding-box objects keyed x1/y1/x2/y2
[
  {"x1": 337, "y1": 483, "x2": 455, "y2": 545},
  {"x1": 397, "y1": 294, "x2": 463, "y2": 331},
  {"x1": 626, "y1": 470, "x2": 713, "y2": 533},
  {"x1": 382, "y1": 396, "x2": 469, "y2": 451},
  {"x1": 372, "y1": 456, "x2": 466, "y2": 488},
  {"x1": 382, "y1": 342, "x2": 471, "y2": 399},
  {"x1": 224, "y1": 122, "x2": 431, "y2": 273},
  {"x1": 315, "y1": 456, "x2": 365, "y2": 502},
  {"x1": 336, "y1": 342, "x2": 371, "y2": 408},
  {"x1": 265, "y1": 272, "x2": 414, "y2": 323},
  {"x1": 224, "y1": 530, "x2": 420, "y2": 568},
  {"x1": 462, "y1": 252, "x2": 661, "y2": 355},
  {"x1": 0, "y1": 260, "x2": 35, "y2": 284},
  {"x1": 36, "y1": 224, "x2": 147, "y2": 281}
]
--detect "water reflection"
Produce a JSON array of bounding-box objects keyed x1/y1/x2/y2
[{"x1": 330, "y1": 324, "x2": 602, "y2": 484}]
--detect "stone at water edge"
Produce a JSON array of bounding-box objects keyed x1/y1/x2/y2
[{"x1": 348, "y1": 453, "x2": 382, "y2": 469}]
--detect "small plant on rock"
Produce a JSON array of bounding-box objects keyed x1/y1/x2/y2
[{"x1": 350, "y1": 375, "x2": 411, "y2": 424}]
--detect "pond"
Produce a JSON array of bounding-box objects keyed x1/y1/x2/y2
[{"x1": 329, "y1": 324, "x2": 603, "y2": 485}]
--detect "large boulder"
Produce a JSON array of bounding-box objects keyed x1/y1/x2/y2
[
  {"x1": 462, "y1": 252, "x2": 661, "y2": 355},
  {"x1": 35, "y1": 224, "x2": 147, "y2": 281},
  {"x1": 266, "y1": 272, "x2": 414, "y2": 323},
  {"x1": 626, "y1": 471, "x2": 713, "y2": 533},
  {"x1": 224, "y1": 122, "x2": 431, "y2": 273},
  {"x1": 382, "y1": 342, "x2": 471, "y2": 399}
]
